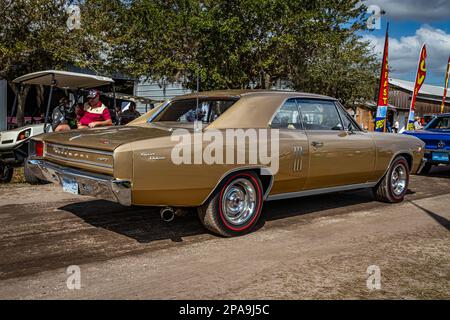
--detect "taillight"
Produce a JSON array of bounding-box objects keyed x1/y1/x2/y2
[{"x1": 36, "y1": 141, "x2": 44, "y2": 157}]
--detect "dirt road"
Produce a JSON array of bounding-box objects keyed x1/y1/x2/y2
[{"x1": 0, "y1": 168, "x2": 449, "y2": 299}]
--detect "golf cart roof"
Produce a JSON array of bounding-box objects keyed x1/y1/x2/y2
[{"x1": 13, "y1": 70, "x2": 114, "y2": 89}]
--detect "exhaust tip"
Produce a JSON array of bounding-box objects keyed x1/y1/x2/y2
[{"x1": 160, "y1": 207, "x2": 175, "y2": 223}]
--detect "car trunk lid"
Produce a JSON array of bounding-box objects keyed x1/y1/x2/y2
[{"x1": 42, "y1": 126, "x2": 173, "y2": 152}]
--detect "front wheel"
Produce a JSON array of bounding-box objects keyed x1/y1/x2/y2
[
  {"x1": 373, "y1": 156, "x2": 409, "y2": 203},
  {"x1": 0, "y1": 164, "x2": 13, "y2": 183},
  {"x1": 197, "y1": 172, "x2": 264, "y2": 237}
]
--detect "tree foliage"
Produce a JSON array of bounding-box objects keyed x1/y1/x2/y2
[
  {"x1": 0, "y1": 0, "x2": 379, "y2": 126},
  {"x1": 120, "y1": 0, "x2": 378, "y2": 106}
]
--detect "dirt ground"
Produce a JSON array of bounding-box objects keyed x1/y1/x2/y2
[{"x1": 0, "y1": 167, "x2": 449, "y2": 300}]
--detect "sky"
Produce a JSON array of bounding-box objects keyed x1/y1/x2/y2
[{"x1": 361, "y1": 0, "x2": 450, "y2": 86}]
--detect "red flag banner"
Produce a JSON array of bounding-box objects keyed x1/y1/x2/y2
[
  {"x1": 375, "y1": 25, "x2": 389, "y2": 132},
  {"x1": 407, "y1": 44, "x2": 427, "y2": 131},
  {"x1": 441, "y1": 56, "x2": 450, "y2": 114}
]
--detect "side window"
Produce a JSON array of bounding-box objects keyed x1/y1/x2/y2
[
  {"x1": 271, "y1": 99, "x2": 302, "y2": 129},
  {"x1": 336, "y1": 103, "x2": 361, "y2": 131},
  {"x1": 297, "y1": 99, "x2": 343, "y2": 131},
  {"x1": 337, "y1": 105, "x2": 352, "y2": 130}
]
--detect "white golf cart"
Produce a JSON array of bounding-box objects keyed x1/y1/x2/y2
[{"x1": 0, "y1": 70, "x2": 115, "y2": 183}]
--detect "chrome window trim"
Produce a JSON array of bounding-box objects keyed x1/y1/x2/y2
[{"x1": 147, "y1": 99, "x2": 172, "y2": 123}]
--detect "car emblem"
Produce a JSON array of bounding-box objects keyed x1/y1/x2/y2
[
  {"x1": 140, "y1": 152, "x2": 166, "y2": 161},
  {"x1": 437, "y1": 141, "x2": 445, "y2": 149}
]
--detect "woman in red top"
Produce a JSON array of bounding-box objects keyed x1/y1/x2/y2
[{"x1": 77, "y1": 90, "x2": 113, "y2": 129}]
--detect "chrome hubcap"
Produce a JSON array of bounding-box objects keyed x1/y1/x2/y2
[
  {"x1": 391, "y1": 164, "x2": 407, "y2": 196},
  {"x1": 222, "y1": 178, "x2": 256, "y2": 226}
]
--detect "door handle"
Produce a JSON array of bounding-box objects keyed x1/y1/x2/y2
[{"x1": 311, "y1": 141, "x2": 324, "y2": 148}]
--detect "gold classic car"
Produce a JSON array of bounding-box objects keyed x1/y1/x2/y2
[{"x1": 28, "y1": 90, "x2": 425, "y2": 237}]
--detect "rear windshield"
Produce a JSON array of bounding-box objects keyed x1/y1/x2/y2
[
  {"x1": 426, "y1": 116, "x2": 450, "y2": 130},
  {"x1": 154, "y1": 99, "x2": 238, "y2": 123}
]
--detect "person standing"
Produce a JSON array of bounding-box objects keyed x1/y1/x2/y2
[{"x1": 393, "y1": 120, "x2": 399, "y2": 133}]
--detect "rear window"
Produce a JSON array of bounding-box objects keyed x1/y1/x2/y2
[{"x1": 154, "y1": 99, "x2": 238, "y2": 123}]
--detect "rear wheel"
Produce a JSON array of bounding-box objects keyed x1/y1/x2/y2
[
  {"x1": 0, "y1": 164, "x2": 13, "y2": 183},
  {"x1": 198, "y1": 172, "x2": 263, "y2": 237},
  {"x1": 373, "y1": 156, "x2": 409, "y2": 203}
]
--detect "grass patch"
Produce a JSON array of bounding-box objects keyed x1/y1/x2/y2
[{"x1": 11, "y1": 167, "x2": 26, "y2": 184}]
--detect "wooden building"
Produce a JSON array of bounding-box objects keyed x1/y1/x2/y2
[{"x1": 352, "y1": 78, "x2": 450, "y2": 131}]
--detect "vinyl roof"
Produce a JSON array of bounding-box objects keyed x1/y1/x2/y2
[{"x1": 172, "y1": 90, "x2": 336, "y2": 101}]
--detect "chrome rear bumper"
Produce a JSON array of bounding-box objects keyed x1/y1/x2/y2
[{"x1": 27, "y1": 159, "x2": 131, "y2": 206}]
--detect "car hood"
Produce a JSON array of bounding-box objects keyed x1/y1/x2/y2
[
  {"x1": 403, "y1": 130, "x2": 450, "y2": 139},
  {"x1": 42, "y1": 125, "x2": 175, "y2": 151}
]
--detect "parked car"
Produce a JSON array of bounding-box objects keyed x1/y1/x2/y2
[
  {"x1": 403, "y1": 113, "x2": 450, "y2": 174},
  {"x1": 0, "y1": 70, "x2": 115, "y2": 183},
  {"x1": 27, "y1": 91, "x2": 425, "y2": 237},
  {"x1": 0, "y1": 123, "x2": 51, "y2": 182}
]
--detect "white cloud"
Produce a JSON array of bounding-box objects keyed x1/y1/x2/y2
[
  {"x1": 364, "y1": 0, "x2": 450, "y2": 22},
  {"x1": 363, "y1": 25, "x2": 450, "y2": 84}
]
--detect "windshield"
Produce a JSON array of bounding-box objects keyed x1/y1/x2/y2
[
  {"x1": 153, "y1": 99, "x2": 238, "y2": 123},
  {"x1": 425, "y1": 116, "x2": 450, "y2": 130}
]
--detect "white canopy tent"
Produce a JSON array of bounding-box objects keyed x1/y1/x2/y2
[
  {"x1": 11, "y1": 70, "x2": 115, "y2": 132},
  {"x1": 13, "y1": 70, "x2": 114, "y2": 89}
]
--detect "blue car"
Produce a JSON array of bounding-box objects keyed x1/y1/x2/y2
[{"x1": 403, "y1": 113, "x2": 450, "y2": 173}]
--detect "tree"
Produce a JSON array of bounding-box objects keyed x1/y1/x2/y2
[
  {"x1": 0, "y1": 0, "x2": 127, "y2": 126},
  {"x1": 1, "y1": 0, "x2": 379, "y2": 125},
  {"x1": 275, "y1": 0, "x2": 378, "y2": 106},
  {"x1": 121, "y1": 0, "x2": 378, "y2": 105}
]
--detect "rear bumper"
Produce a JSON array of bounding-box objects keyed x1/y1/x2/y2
[{"x1": 27, "y1": 159, "x2": 131, "y2": 206}]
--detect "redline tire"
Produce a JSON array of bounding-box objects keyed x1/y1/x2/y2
[
  {"x1": 197, "y1": 171, "x2": 263, "y2": 237},
  {"x1": 373, "y1": 156, "x2": 409, "y2": 203}
]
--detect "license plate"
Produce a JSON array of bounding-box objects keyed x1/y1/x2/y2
[
  {"x1": 432, "y1": 152, "x2": 449, "y2": 162},
  {"x1": 62, "y1": 177, "x2": 79, "y2": 195}
]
